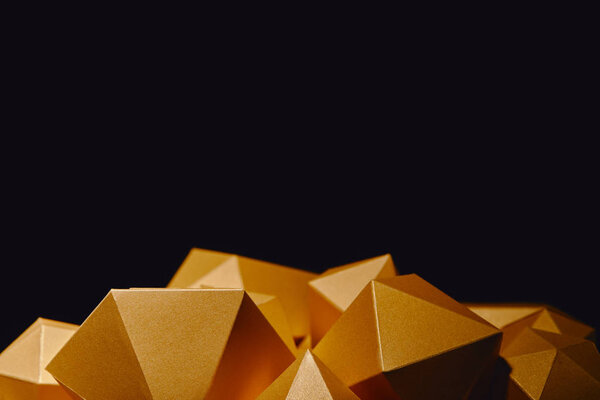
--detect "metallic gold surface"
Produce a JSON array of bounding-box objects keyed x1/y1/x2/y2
[
  {"x1": 466, "y1": 304, "x2": 596, "y2": 352},
  {"x1": 313, "y1": 274, "x2": 502, "y2": 400},
  {"x1": 503, "y1": 328, "x2": 600, "y2": 399},
  {"x1": 169, "y1": 248, "x2": 316, "y2": 338},
  {"x1": 0, "y1": 318, "x2": 78, "y2": 400},
  {"x1": 46, "y1": 289, "x2": 295, "y2": 400},
  {"x1": 257, "y1": 350, "x2": 359, "y2": 399},
  {"x1": 308, "y1": 254, "x2": 396, "y2": 344}
]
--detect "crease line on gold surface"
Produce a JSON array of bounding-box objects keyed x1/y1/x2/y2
[
  {"x1": 387, "y1": 331, "x2": 502, "y2": 372},
  {"x1": 110, "y1": 292, "x2": 153, "y2": 398},
  {"x1": 38, "y1": 324, "x2": 44, "y2": 384},
  {"x1": 370, "y1": 282, "x2": 385, "y2": 371},
  {"x1": 536, "y1": 351, "x2": 560, "y2": 400},
  {"x1": 560, "y1": 348, "x2": 600, "y2": 384}
]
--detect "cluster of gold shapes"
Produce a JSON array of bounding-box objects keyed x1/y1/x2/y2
[{"x1": 2, "y1": 249, "x2": 599, "y2": 399}]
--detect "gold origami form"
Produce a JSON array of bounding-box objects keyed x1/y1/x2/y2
[
  {"x1": 247, "y1": 291, "x2": 297, "y2": 354},
  {"x1": 168, "y1": 248, "x2": 316, "y2": 339},
  {"x1": 0, "y1": 318, "x2": 78, "y2": 400},
  {"x1": 466, "y1": 303, "x2": 596, "y2": 352},
  {"x1": 313, "y1": 274, "x2": 502, "y2": 400},
  {"x1": 308, "y1": 254, "x2": 396, "y2": 344},
  {"x1": 257, "y1": 350, "x2": 359, "y2": 399},
  {"x1": 46, "y1": 289, "x2": 295, "y2": 400},
  {"x1": 503, "y1": 327, "x2": 600, "y2": 399}
]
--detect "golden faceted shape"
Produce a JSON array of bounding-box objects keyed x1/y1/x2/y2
[
  {"x1": 308, "y1": 254, "x2": 396, "y2": 344},
  {"x1": 313, "y1": 274, "x2": 502, "y2": 400},
  {"x1": 503, "y1": 328, "x2": 600, "y2": 399},
  {"x1": 168, "y1": 248, "x2": 316, "y2": 338},
  {"x1": 0, "y1": 318, "x2": 78, "y2": 400},
  {"x1": 466, "y1": 304, "x2": 596, "y2": 352},
  {"x1": 46, "y1": 289, "x2": 295, "y2": 400},
  {"x1": 247, "y1": 291, "x2": 297, "y2": 354},
  {"x1": 257, "y1": 350, "x2": 359, "y2": 399}
]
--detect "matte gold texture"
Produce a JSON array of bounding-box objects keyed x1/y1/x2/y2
[
  {"x1": 0, "y1": 318, "x2": 78, "y2": 400},
  {"x1": 169, "y1": 248, "x2": 316, "y2": 338},
  {"x1": 46, "y1": 289, "x2": 295, "y2": 400},
  {"x1": 313, "y1": 274, "x2": 502, "y2": 400},
  {"x1": 257, "y1": 350, "x2": 359, "y2": 399},
  {"x1": 503, "y1": 328, "x2": 600, "y2": 399},
  {"x1": 466, "y1": 304, "x2": 596, "y2": 352},
  {"x1": 308, "y1": 254, "x2": 396, "y2": 344}
]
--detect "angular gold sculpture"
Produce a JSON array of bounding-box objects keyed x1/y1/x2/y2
[
  {"x1": 257, "y1": 350, "x2": 359, "y2": 399},
  {"x1": 503, "y1": 327, "x2": 600, "y2": 399},
  {"x1": 46, "y1": 289, "x2": 295, "y2": 400},
  {"x1": 168, "y1": 248, "x2": 316, "y2": 338},
  {"x1": 0, "y1": 318, "x2": 78, "y2": 400},
  {"x1": 466, "y1": 304, "x2": 596, "y2": 351},
  {"x1": 308, "y1": 254, "x2": 396, "y2": 344},
  {"x1": 313, "y1": 274, "x2": 502, "y2": 400},
  {"x1": 247, "y1": 291, "x2": 297, "y2": 354}
]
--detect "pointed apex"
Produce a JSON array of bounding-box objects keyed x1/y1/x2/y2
[
  {"x1": 532, "y1": 309, "x2": 562, "y2": 334},
  {"x1": 466, "y1": 304, "x2": 544, "y2": 329},
  {"x1": 258, "y1": 350, "x2": 359, "y2": 399},
  {"x1": 0, "y1": 318, "x2": 77, "y2": 385},
  {"x1": 374, "y1": 275, "x2": 495, "y2": 328},
  {"x1": 167, "y1": 248, "x2": 235, "y2": 288},
  {"x1": 310, "y1": 254, "x2": 396, "y2": 311},
  {"x1": 189, "y1": 256, "x2": 243, "y2": 289}
]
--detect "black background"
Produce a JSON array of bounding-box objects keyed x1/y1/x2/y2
[{"x1": 1, "y1": 21, "x2": 597, "y2": 351}]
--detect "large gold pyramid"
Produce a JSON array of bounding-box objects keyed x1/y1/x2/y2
[
  {"x1": 503, "y1": 328, "x2": 600, "y2": 399},
  {"x1": 308, "y1": 254, "x2": 396, "y2": 344},
  {"x1": 257, "y1": 350, "x2": 359, "y2": 399},
  {"x1": 313, "y1": 274, "x2": 502, "y2": 400},
  {"x1": 0, "y1": 318, "x2": 78, "y2": 400},
  {"x1": 466, "y1": 303, "x2": 596, "y2": 352},
  {"x1": 168, "y1": 248, "x2": 316, "y2": 339},
  {"x1": 46, "y1": 289, "x2": 295, "y2": 400}
]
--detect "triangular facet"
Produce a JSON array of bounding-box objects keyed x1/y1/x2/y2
[
  {"x1": 505, "y1": 349, "x2": 557, "y2": 400},
  {"x1": 248, "y1": 291, "x2": 297, "y2": 353},
  {"x1": 546, "y1": 310, "x2": 595, "y2": 339},
  {"x1": 384, "y1": 333, "x2": 501, "y2": 400},
  {"x1": 376, "y1": 275, "x2": 493, "y2": 327},
  {"x1": 204, "y1": 293, "x2": 295, "y2": 399},
  {"x1": 503, "y1": 328, "x2": 557, "y2": 358},
  {"x1": 0, "y1": 319, "x2": 43, "y2": 383},
  {"x1": 467, "y1": 305, "x2": 544, "y2": 329},
  {"x1": 112, "y1": 289, "x2": 244, "y2": 400},
  {"x1": 532, "y1": 310, "x2": 561, "y2": 334},
  {"x1": 313, "y1": 283, "x2": 383, "y2": 386},
  {"x1": 257, "y1": 351, "x2": 359, "y2": 399},
  {"x1": 46, "y1": 292, "x2": 153, "y2": 400},
  {"x1": 237, "y1": 256, "x2": 317, "y2": 338},
  {"x1": 539, "y1": 351, "x2": 600, "y2": 399},
  {"x1": 310, "y1": 254, "x2": 396, "y2": 311},
  {"x1": 372, "y1": 280, "x2": 499, "y2": 370},
  {"x1": 167, "y1": 248, "x2": 235, "y2": 288},
  {"x1": 189, "y1": 256, "x2": 243, "y2": 288},
  {"x1": 38, "y1": 320, "x2": 78, "y2": 384},
  {"x1": 559, "y1": 341, "x2": 600, "y2": 382}
]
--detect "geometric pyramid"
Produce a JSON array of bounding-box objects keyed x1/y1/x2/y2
[
  {"x1": 0, "y1": 318, "x2": 78, "y2": 400},
  {"x1": 246, "y1": 291, "x2": 297, "y2": 354},
  {"x1": 313, "y1": 274, "x2": 502, "y2": 400},
  {"x1": 308, "y1": 254, "x2": 396, "y2": 344},
  {"x1": 46, "y1": 289, "x2": 295, "y2": 400},
  {"x1": 257, "y1": 350, "x2": 359, "y2": 399},
  {"x1": 466, "y1": 304, "x2": 596, "y2": 353},
  {"x1": 168, "y1": 248, "x2": 317, "y2": 339},
  {"x1": 503, "y1": 328, "x2": 600, "y2": 399}
]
